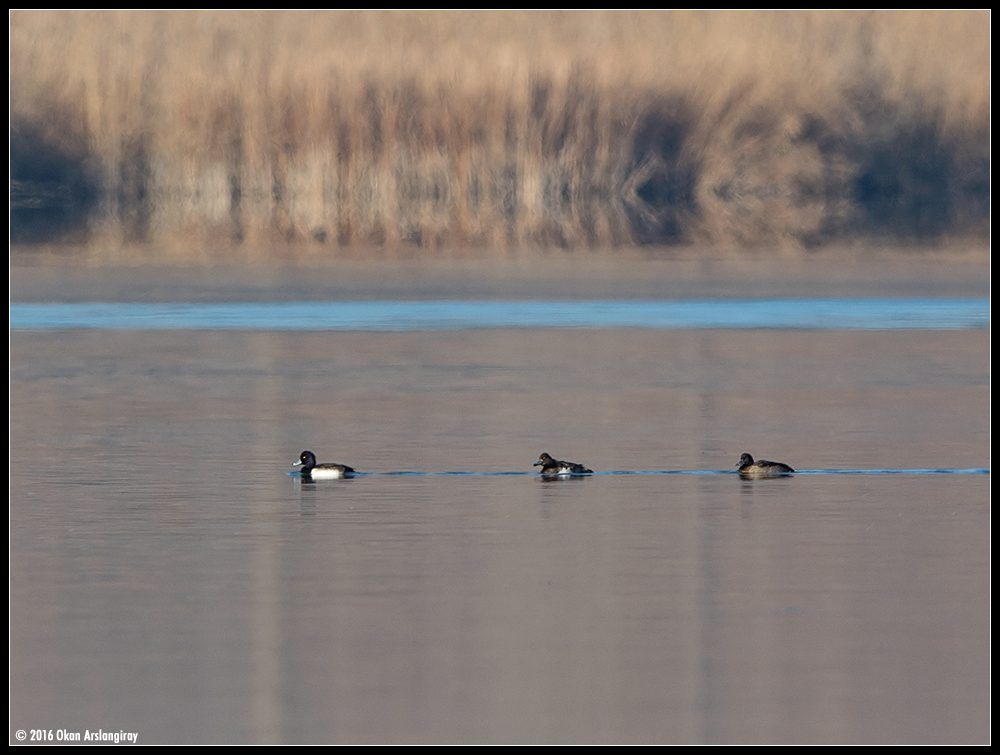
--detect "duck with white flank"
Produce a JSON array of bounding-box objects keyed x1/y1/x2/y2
[
  {"x1": 293, "y1": 450, "x2": 356, "y2": 480},
  {"x1": 534, "y1": 452, "x2": 594, "y2": 476}
]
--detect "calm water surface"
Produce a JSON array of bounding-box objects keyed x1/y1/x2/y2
[{"x1": 9, "y1": 263, "x2": 990, "y2": 744}]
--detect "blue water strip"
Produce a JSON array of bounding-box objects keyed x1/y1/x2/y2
[{"x1": 11, "y1": 299, "x2": 990, "y2": 331}]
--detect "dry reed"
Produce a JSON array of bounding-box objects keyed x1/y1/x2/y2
[{"x1": 10, "y1": 10, "x2": 990, "y2": 260}]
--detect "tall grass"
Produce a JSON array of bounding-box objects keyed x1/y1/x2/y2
[{"x1": 10, "y1": 10, "x2": 990, "y2": 259}]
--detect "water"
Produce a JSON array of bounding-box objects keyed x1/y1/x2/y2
[
  {"x1": 10, "y1": 298, "x2": 990, "y2": 331},
  {"x1": 9, "y1": 263, "x2": 990, "y2": 745},
  {"x1": 294, "y1": 469, "x2": 988, "y2": 476}
]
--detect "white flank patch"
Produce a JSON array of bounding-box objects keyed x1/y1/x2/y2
[{"x1": 309, "y1": 467, "x2": 348, "y2": 480}]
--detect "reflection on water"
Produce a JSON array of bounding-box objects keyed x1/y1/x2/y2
[{"x1": 10, "y1": 322, "x2": 990, "y2": 744}]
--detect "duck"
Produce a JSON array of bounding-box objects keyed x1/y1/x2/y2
[
  {"x1": 736, "y1": 452, "x2": 794, "y2": 478},
  {"x1": 534, "y1": 452, "x2": 594, "y2": 476},
  {"x1": 293, "y1": 450, "x2": 356, "y2": 480}
]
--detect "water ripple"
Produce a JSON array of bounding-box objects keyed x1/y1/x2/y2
[{"x1": 290, "y1": 468, "x2": 988, "y2": 478}]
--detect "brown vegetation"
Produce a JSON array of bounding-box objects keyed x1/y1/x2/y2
[{"x1": 9, "y1": 10, "x2": 990, "y2": 259}]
